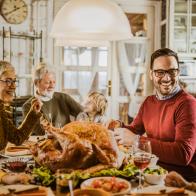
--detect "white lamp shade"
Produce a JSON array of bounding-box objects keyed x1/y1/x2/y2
[
  {"x1": 51, "y1": 0, "x2": 133, "y2": 46},
  {"x1": 55, "y1": 38, "x2": 110, "y2": 47}
]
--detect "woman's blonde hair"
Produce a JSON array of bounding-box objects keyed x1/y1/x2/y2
[
  {"x1": 88, "y1": 92, "x2": 108, "y2": 115},
  {"x1": 0, "y1": 61, "x2": 15, "y2": 78}
]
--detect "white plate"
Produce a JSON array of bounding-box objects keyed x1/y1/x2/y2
[
  {"x1": 136, "y1": 185, "x2": 195, "y2": 196},
  {"x1": 80, "y1": 176, "x2": 131, "y2": 195},
  {"x1": 5, "y1": 147, "x2": 31, "y2": 156},
  {"x1": 0, "y1": 145, "x2": 32, "y2": 158}
]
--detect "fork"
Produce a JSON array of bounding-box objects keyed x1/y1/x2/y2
[{"x1": 68, "y1": 180, "x2": 74, "y2": 196}]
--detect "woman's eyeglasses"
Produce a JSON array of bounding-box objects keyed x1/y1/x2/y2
[
  {"x1": 0, "y1": 79, "x2": 19, "y2": 87},
  {"x1": 153, "y1": 69, "x2": 179, "y2": 78}
]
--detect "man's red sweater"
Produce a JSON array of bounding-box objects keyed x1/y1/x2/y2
[{"x1": 124, "y1": 90, "x2": 196, "y2": 181}]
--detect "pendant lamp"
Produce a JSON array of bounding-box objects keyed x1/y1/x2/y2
[{"x1": 50, "y1": 0, "x2": 133, "y2": 46}]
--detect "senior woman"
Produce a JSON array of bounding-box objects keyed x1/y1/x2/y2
[{"x1": 0, "y1": 60, "x2": 42, "y2": 184}]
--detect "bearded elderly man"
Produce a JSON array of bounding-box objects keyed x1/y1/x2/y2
[
  {"x1": 112, "y1": 48, "x2": 196, "y2": 181},
  {"x1": 22, "y1": 64, "x2": 82, "y2": 135}
]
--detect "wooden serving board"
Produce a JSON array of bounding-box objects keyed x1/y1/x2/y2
[
  {"x1": 16, "y1": 187, "x2": 47, "y2": 196},
  {"x1": 0, "y1": 185, "x2": 54, "y2": 196}
]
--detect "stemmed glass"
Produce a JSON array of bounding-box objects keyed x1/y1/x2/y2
[{"x1": 133, "y1": 139, "x2": 152, "y2": 190}]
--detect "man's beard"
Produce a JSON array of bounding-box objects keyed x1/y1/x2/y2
[
  {"x1": 43, "y1": 91, "x2": 54, "y2": 98},
  {"x1": 154, "y1": 78, "x2": 177, "y2": 96},
  {"x1": 36, "y1": 90, "x2": 54, "y2": 101}
]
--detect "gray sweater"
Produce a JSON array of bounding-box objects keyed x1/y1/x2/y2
[{"x1": 22, "y1": 92, "x2": 82, "y2": 135}]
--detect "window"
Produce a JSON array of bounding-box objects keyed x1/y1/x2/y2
[{"x1": 62, "y1": 47, "x2": 108, "y2": 101}]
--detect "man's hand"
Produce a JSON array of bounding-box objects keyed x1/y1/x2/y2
[
  {"x1": 114, "y1": 127, "x2": 138, "y2": 146},
  {"x1": 31, "y1": 98, "x2": 42, "y2": 113}
]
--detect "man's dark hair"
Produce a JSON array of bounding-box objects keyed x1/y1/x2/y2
[{"x1": 150, "y1": 48, "x2": 179, "y2": 69}]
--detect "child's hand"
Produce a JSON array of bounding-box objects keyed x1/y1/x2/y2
[{"x1": 106, "y1": 119, "x2": 122, "y2": 130}]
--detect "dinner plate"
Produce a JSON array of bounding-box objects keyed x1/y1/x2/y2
[
  {"x1": 5, "y1": 146, "x2": 31, "y2": 156},
  {"x1": 0, "y1": 147, "x2": 32, "y2": 159},
  {"x1": 0, "y1": 152, "x2": 32, "y2": 159},
  {"x1": 136, "y1": 185, "x2": 195, "y2": 196},
  {"x1": 80, "y1": 176, "x2": 131, "y2": 195},
  {"x1": 0, "y1": 185, "x2": 55, "y2": 196}
]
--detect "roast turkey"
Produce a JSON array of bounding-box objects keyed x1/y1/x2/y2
[{"x1": 31, "y1": 121, "x2": 123, "y2": 172}]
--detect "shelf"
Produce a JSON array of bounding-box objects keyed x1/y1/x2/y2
[
  {"x1": 160, "y1": 20, "x2": 167, "y2": 25},
  {"x1": 0, "y1": 29, "x2": 42, "y2": 40},
  {"x1": 168, "y1": 1, "x2": 196, "y2": 72},
  {"x1": 2, "y1": 33, "x2": 41, "y2": 40}
]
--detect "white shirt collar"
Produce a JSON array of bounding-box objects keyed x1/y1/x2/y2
[{"x1": 156, "y1": 85, "x2": 181, "y2": 100}]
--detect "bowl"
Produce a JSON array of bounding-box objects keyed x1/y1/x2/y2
[
  {"x1": 67, "y1": 188, "x2": 111, "y2": 196},
  {"x1": 144, "y1": 173, "x2": 166, "y2": 185},
  {"x1": 144, "y1": 166, "x2": 167, "y2": 185},
  {"x1": 80, "y1": 177, "x2": 131, "y2": 195},
  {"x1": 3, "y1": 158, "x2": 28, "y2": 172}
]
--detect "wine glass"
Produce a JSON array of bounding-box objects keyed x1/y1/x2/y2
[{"x1": 133, "y1": 139, "x2": 151, "y2": 190}]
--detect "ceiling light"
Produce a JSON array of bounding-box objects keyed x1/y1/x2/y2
[{"x1": 50, "y1": 0, "x2": 133, "y2": 46}]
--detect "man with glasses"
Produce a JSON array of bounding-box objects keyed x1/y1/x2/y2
[{"x1": 112, "y1": 48, "x2": 196, "y2": 181}]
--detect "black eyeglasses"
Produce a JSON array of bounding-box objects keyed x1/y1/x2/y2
[
  {"x1": 0, "y1": 79, "x2": 19, "y2": 87},
  {"x1": 153, "y1": 69, "x2": 179, "y2": 78}
]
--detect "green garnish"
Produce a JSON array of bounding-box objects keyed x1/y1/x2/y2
[
  {"x1": 33, "y1": 166, "x2": 55, "y2": 186},
  {"x1": 144, "y1": 167, "x2": 167, "y2": 175}
]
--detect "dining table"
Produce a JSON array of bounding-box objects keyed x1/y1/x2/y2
[{"x1": 0, "y1": 136, "x2": 195, "y2": 196}]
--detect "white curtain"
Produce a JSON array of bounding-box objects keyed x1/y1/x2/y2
[
  {"x1": 117, "y1": 39, "x2": 147, "y2": 117},
  {"x1": 75, "y1": 47, "x2": 99, "y2": 99}
]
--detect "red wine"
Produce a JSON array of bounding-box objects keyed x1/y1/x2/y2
[{"x1": 134, "y1": 156, "x2": 150, "y2": 169}]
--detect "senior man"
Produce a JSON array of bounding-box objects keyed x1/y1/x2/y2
[
  {"x1": 111, "y1": 48, "x2": 196, "y2": 181},
  {"x1": 22, "y1": 64, "x2": 82, "y2": 135}
]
